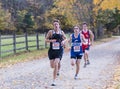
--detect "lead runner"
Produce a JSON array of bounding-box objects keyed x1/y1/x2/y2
[{"x1": 45, "y1": 19, "x2": 67, "y2": 86}]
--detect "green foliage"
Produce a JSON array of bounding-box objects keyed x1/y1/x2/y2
[
  {"x1": 1, "y1": 0, "x2": 119, "y2": 36},
  {"x1": 43, "y1": 0, "x2": 79, "y2": 31},
  {"x1": 96, "y1": 8, "x2": 120, "y2": 31},
  {"x1": 0, "y1": 5, "x2": 11, "y2": 30},
  {"x1": 105, "y1": 8, "x2": 120, "y2": 31},
  {"x1": 23, "y1": 13, "x2": 35, "y2": 28},
  {"x1": 0, "y1": 0, "x2": 95, "y2": 33},
  {"x1": 113, "y1": 8, "x2": 120, "y2": 25},
  {"x1": 15, "y1": 10, "x2": 28, "y2": 33}
]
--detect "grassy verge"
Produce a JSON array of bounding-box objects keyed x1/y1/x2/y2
[
  {"x1": 94, "y1": 36, "x2": 118, "y2": 45},
  {"x1": 0, "y1": 49, "x2": 48, "y2": 68},
  {"x1": 1, "y1": 34, "x2": 46, "y2": 57},
  {"x1": 0, "y1": 36, "x2": 119, "y2": 68}
]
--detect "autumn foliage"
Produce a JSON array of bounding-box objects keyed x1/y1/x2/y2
[{"x1": 0, "y1": 0, "x2": 120, "y2": 34}]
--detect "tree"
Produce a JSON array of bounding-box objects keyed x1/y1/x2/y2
[
  {"x1": 43, "y1": 0, "x2": 80, "y2": 32},
  {"x1": 22, "y1": 12, "x2": 35, "y2": 32},
  {"x1": 0, "y1": 3, "x2": 12, "y2": 30},
  {"x1": 105, "y1": 8, "x2": 120, "y2": 31},
  {"x1": 93, "y1": 0, "x2": 120, "y2": 37},
  {"x1": 15, "y1": 10, "x2": 27, "y2": 33}
]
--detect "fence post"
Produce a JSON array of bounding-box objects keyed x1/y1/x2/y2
[
  {"x1": 0, "y1": 32, "x2": 1, "y2": 58},
  {"x1": 13, "y1": 31, "x2": 16, "y2": 54},
  {"x1": 36, "y1": 32, "x2": 39, "y2": 50},
  {"x1": 45, "y1": 32, "x2": 47, "y2": 48},
  {"x1": 25, "y1": 31, "x2": 28, "y2": 51}
]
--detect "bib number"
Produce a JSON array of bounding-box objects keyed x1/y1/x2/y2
[
  {"x1": 74, "y1": 46, "x2": 80, "y2": 52},
  {"x1": 84, "y1": 39, "x2": 90, "y2": 45},
  {"x1": 52, "y1": 42, "x2": 60, "y2": 50}
]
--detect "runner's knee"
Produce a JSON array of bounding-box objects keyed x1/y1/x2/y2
[
  {"x1": 54, "y1": 58, "x2": 60, "y2": 66},
  {"x1": 50, "y1": 64, "x2": 54, "y2": 68},
  {"x1": 71, "y1": 59, "x2": 75, "y2": 66}
]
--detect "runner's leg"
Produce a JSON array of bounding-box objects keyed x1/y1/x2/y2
[
  {"x1": 85, "y1": 50, "x2": 90, "y2": 65},
  {"x1": 71, "y1": 58, "x2": 76, "y2": 66},
  {"x1": 74, "y1": 55, "x2": 82, "y2": 80},
  {"x1": 50, "y1": 60, "x2": 55, "y2": 68},
  {"x1": 76, "y1": 59, "x2": 80, "y2": 76},
  {"x1": 57, "y1": 47, "x2": 64, "y2": 76},
  {"x1": 83, "y1": 52, "x2": 87, "y2": 67},
  {"x1": 52, "y1": 58, "x2": 60, "y2": 86},
  {"x1": 57, "y1": 62, "x2": 61, "y2": 76}
]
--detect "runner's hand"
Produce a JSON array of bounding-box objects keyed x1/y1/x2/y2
[
  {"x1": 67, "y1": 47, "x2": 71, "y2": 51},
  {"x1": 61, "y1": 41, "x2": 65, "y2": 46}
]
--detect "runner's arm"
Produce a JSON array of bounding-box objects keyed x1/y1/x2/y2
[
  {"x1": 67, "y1": 34, "x2": 72, "y2": 50},
  {"x1": 89, "y1": 30, "x2": 94, "y2": 45},
  {"x1": 68, "y1": 34, "x2": 72, "y2": 43},
  {"x1": 80, "y1": 34, "x2": 86, "y2": 43},
  {"x1": 61, "y1": 31, "x2": 67, "y2": 44},
  {"x1": 45, "y1": 30, "x2": 56, "y2": 43}
]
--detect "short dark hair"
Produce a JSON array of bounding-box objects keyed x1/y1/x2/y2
[
  {"x1": 53, "y1": 19, "x2": 60, "y2": 23},
  {"x1": 73, "y1": 25, "x2": 80, "y2": 29},
  {"x1": 82, "y1": 22, "x2": 87, "y2": 25}
]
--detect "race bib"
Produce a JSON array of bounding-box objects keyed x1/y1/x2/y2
[
  {"x1": 52, "y1": 42, "x2": 60, "y2": 50},
  {"x1": 84, "y1": 39, "x2": 89, "y2": 44},
  {"x1": 74, "y1": 46, "x2": 80, "y2": 52}
]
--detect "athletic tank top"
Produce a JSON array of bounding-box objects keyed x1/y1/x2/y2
[
  {"x1": 71, "y1": 33, "x2": 82, "y2": 52},
  {"x1": 50, "y1": 30, "x2": 63, "y2": 50},
  {"x1": 82, "y1": 30, "x2": 90, "y2": 45}
]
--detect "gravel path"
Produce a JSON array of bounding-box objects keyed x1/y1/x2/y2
[{"x1": 0, "y1": 37, "x2": 120, "y2": 89}]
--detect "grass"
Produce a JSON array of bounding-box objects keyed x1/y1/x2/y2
[
  {"x1": 0, "y1": 33, "x2": 68, "y2": 67},
  {"x1": 0, "y1": 34, "x2": 49, "y2": 68},
  {"x1": 1, "y1": 34, "x2": 46, "y2": 57},
  {"x1": 0, "y1": 48, "x2": 48, "y2": 68},
  {"x1": 0, "y1": 35, "x2": 120, "y2": 89},
  {"x1": 0, "y1": 35, "x2": 119, "y2": 68},
  {"x1": 0, "y1": 33, "x2": 68, "y2": 57}
]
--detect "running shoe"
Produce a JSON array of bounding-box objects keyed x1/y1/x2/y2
[
  {"x1": 83, "y1": 63, "x2": 87, "y2": 68},
  {"x1": 51, "y1": 81, "x2": 56, "y2": 86},
  {"x1": 74, "y1": 74, "x2": 78, "y2": 80},
  {"x1": 87, "y1": 60, "x2": 90, "y2": 65},
  {"x1": 57, "y1": 72, "x2": 59, "y2": 76}
]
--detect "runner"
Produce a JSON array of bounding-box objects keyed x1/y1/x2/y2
[
  {"x1": 45, "y1": 19, "x2": 67, "y2": 86},
  {"x1": 68, "y1": 26, "x2": 85, "y2": 79},
  {"x1": 81, "y1": 22, "x2": 94, "y2": 68}
]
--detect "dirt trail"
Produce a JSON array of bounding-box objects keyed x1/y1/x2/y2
[{"x1": 0, "y1": 37, "x2": 120, "y2": 89}]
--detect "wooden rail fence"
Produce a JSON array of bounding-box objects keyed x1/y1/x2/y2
[{"x1": 0, "y1": 32, "x2": 48, "y2": 57}]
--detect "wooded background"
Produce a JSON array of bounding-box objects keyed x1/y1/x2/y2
[{"x1": 0, "y1": 0, "x2": 120, "y2": 39}]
